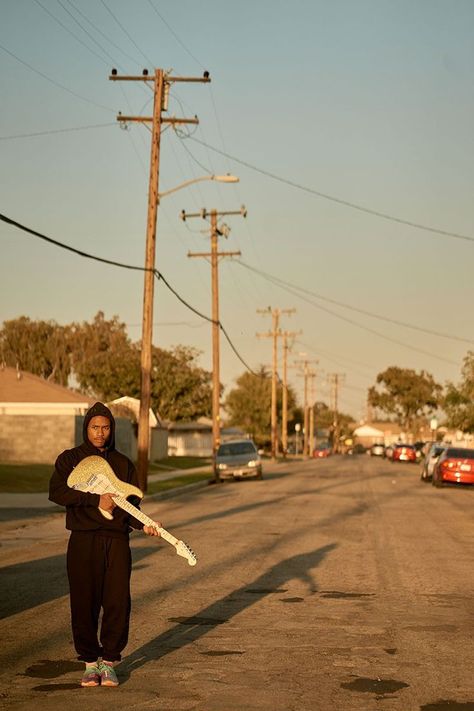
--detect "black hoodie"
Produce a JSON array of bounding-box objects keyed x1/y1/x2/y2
[{"x1": 49, "y1": 402, "x2": 144, "y2": 537}]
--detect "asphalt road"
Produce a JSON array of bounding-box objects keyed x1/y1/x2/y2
[{"x1": 1, "y1": 455, "x2": 473, "y2": 711}]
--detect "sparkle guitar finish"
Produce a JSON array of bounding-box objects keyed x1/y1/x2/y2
[{"x1": 67, "y1": 455, "x2": 197, "y2": 566}]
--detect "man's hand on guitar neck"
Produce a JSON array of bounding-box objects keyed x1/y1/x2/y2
[
  {"x1": 144, "y1": 523, "x2": 162, "y2": 537},
  {"x1": 99, "y1": 493, "x2": 116, "y2": 513}
]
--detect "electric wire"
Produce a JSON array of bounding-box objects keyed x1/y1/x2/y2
[
  {"x1": 0, "y1": 211, "x2": 257, "y2": 376},
  {"x1": 234, "y1": 260, "x2": 459, "y2": 366},
  {"x1": 145, "y1": 0, "x2": 205, "y2": 69},
  {"x1": 183, "y1": 135, "x2": 474, "y2": 245},
  {"x1": 99, "y1": 0, "x2": 154, "y2": 68},
  {"x1": 33, "y1": 0, "x2": 114, "y2": 68},
  {"x1": 65, "y1": 0, "x2": 144, "y2": 66},
  {"x1": 235, "y1": 260, "x2": 473, "y2": 346},
  {"x1": 0, "y1": 42, "x2": 115, "y2": 113},
  {"x1": 0, "y1": 123, "x2": 115, "y2": 141}
]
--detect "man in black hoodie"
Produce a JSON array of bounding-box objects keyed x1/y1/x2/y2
[{"x1": 49, "y1": 401, "x2": 161, "y2": 688}]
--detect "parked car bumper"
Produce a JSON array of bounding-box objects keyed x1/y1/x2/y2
[
  {"x1": 440, "y1": 470, "x2": 474, "y2": 485},
  {"x1": 218, "y1": 465, "x2": 262, "y2": 480}
]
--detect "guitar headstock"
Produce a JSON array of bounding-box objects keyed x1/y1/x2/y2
[{"x1": 176, "y1": 540, "x2": 197, "y2": 566}]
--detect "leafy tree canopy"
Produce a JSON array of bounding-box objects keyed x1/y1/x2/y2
[
  {"x1": 0, "y1": 316, "x2": 71, "y2": 386},
  {"x1": 444, "y1": 351, "x2": 474, "y2": 433},
  {"x1": 224, "y1": 366, "x2": 298, "y2": 446},
  {"x1": 1, "y1": 312, "x2": 212, "y2": 422},
  {"x1": 368, "y1": 366, "x2": 441, "y2": 430}
]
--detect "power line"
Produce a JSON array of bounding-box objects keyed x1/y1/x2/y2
[
  {"x1": 0, "y1": 123, "x2": 115, "y2": 141},
  {"x1": 0, "y1": 211, "x2": 256, "y2": 376},
  {"x1": 0, "y1": 42, "x2": 114, "y2": 113},
  {"x1": 182, "y1": 134, "x2": 474, "y2": 245},
  {"x1": 145, "y1": 0, "x2": 205, "y2": 69},
  {"x1": 33, "y1": 0, "x2": 112, "y2": 67},
  {"x1": 99, "y1": 0, "x2": 153, "y2": 67},
  {"x1": 233, "y1": 260, "x2": 459, "y2": 366},
  {"x1": 235, "y1": 260, "x2": 474, "y2": 345},
  {"x1": 64, "y1": 0, "x2": 141, "y2": 66}
]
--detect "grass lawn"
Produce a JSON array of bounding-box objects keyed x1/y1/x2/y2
[
  {"x1": 149, "y1": 456, "x2": 211, "y2": 471},
  {"x1": 0, "y1": 462, "x2": 212, "y2": 494},
  {"x1": 0, "y1": 464, "x2": 53, "y2": 493}
]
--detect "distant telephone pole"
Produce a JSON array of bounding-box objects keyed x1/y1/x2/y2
[
  {"x1": 328, "y1": 372, "x2": 345, "y2": 453},
  {"x1": 281, "y1": 329, "x2": 301, "y2": 456},
  {"x1": 109, "y1": 67, "x2": 209, "y2": 492},
  {"x1": 295, "y1": 356, "x2": 318, "y2": 457},
  {"x1": 257, "y1": 308, "x2": 295, "y2": 459},
  {"x1": 182, "y1": 206, "x2": 246, "y2": 479}
]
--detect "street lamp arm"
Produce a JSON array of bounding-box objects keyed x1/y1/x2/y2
[{"x1": 158, "y1": 174, "x2": 239, "y2": 200}]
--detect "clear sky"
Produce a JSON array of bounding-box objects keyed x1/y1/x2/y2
[{"x1": 1, "y1": 0, "x2": 474, "y2": 421}]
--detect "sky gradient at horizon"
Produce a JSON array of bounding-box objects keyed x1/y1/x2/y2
[{"x1": 1, "y1": 0, "x2": 474, "y2": 420}]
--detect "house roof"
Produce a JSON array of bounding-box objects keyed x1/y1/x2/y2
[
  {"x1": 0, "y1": 366, "x2": 90, "y2": 404},
  {"x1": 353, "y1": 424, "x2": 385, "y2": 437},
  {"x1": 108, "y1": 396, "x2": 160, "y2": 428}
]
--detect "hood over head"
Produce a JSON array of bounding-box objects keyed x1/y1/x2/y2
[{"x1": 83, "y1": 401, "x2": 116, "y2": 450}]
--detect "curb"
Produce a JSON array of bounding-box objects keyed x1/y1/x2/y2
[{"x1": 144, "y1": 478, "x2": 213, "y2": 502}]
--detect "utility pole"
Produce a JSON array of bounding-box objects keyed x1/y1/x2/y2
[
  {"x1": 308, "y1": 370, "x2": 318, "y2": 457},
  {"x1": 328, "y1": 372, "x2": 345, "y2": 453},
  {"x1": 109, "y1": 67, "x2": 210, "y2": 492},
  {"x1": 295, "y1": 356, "x2": 318, "y2": 457},
  {"x1": 182, "y1": 206, "x2": 246, "y2": 480},
  {"x1": 257, "y1": 308, "x2": 295, "y2": 459},
  {"x1": 280, "y1": 329, "x2": 301, "y2": 456}
]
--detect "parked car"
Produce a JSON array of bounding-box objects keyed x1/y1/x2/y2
[
  {"x1": 432, "y1": 447, "x2": 474, "y2": 488},
  {"x1": 384, "y1": 444, "x2": 394, "y2": 460},
  {"x1": 216, "y1": 439, "x2": 263, "y2": 481},
  {"x1": 392, "y1": 444, "x2": 417, "y2": 463},
  {"x1": 370, "y1": 443, "x2": 385, "y2": 457},
  {"x1": 313, "y1": 443, "x2": 331, "y2": 458},
  {"x1": 420, "y1": 443, "x2": 447, "y2": 482}
]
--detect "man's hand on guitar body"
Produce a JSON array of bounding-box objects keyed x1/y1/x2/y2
[
  {"x1": 99, "y1": 493, "x2": 116, "y2": 513},
  {"x1": 143, "y1": 522, "x2": 162, "y2": 537}
]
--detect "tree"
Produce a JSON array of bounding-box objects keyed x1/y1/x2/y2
[
  {"x1": 151, "y1": 345, "x2": 212, "y2": 422},
  {"x1": 224, "y1": 366, "x2": 298, "y2": 446},
  {"x1": 444, "y1": 351, "x2": 474, "y2": 433},
  {"x1": 71, "y1": 313, "x2": 213, "y2": 421},
  {"x1": 368, "y1": 366, "x2": 441, "y2": 430},
  {"x1": 2, "y1": 312, "x2": 213, "y2": 422},
  {"x1": 70, "y1": 312, "x2": 139, "y2": 399},
  {"x1": 0, "y1": 316, "x2": 71, "y2": 386}
]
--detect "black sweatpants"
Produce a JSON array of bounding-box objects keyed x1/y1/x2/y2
[{"x1": 67, "y1": 531, "x2": 132, "y2": 663}]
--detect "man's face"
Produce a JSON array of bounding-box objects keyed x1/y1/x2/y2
[{"x1": 87, "y1": 415, "x2": 111, "y2": 450}]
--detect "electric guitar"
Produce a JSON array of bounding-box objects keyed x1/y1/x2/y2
[{"x1": 67, "y1": 455, "x2": 197, "y2": 566}]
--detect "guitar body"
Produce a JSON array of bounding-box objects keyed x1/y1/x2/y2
[
  {"x1": 67, "y1": 455, "x2": 197, "y2": 566},
  {"x1": 68, "y1": 455, "x2": 143, "y2": 520}
]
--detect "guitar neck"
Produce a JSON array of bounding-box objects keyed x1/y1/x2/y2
[{"x1": 114, "y1": 496, "x2": 178, "y2": 547}]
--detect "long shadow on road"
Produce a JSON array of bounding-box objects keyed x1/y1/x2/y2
[
  {"x1": 0, "y1": 546, "x2": 160, "y2": 619},
  {"x1": 121, "y1": 542, "x2": 337, "y2": 682}
]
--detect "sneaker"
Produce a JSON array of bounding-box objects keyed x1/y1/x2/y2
[
  {"x1": 81, "y1": 664, "x2": 101, "y2": 687},
  {"x1": 99, "y1": 661, "x2": 119, "y2": 687}
]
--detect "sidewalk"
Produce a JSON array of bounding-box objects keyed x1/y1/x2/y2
[
  {"x1": 0, "y1": 465, "x2": 208, "y2": 509},
  {"x1": 0, "y1": 458, "x2": 291, "y2": 509}
]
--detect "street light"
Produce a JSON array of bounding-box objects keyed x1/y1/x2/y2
[
  {"x1": 158, "y1": 174, "x2": 239, "y2": 201},
  {"x1": 136, "y1": 173, "x2": 239, "y2": 491}
]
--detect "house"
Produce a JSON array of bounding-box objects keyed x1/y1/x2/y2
[
  {"x1": 352, "y1": 421, "x2": 405, "y2": 448},
  {"x1": 0, "y1": 366, "x2": 92, "y2": 463},
  {"x1": 0, "y1": 366, "x2": 134, "y2": 463},
  {"x1": 167, "y1": 418, "x2": 246, "y2": 457},
  {"x1": 107, "y1": 396, "x2": 168, "y2": 460}
]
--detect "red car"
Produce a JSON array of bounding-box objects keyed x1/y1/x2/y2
[
  {"x1": 313, "y1": 445, "x2": 331, "y2": 458},
  {"x1": 392, "y1": 444, "x2": 417, "y2": 463},
  {"x1": 432, "y1": 447, "x2": 474, "y2": 487}
]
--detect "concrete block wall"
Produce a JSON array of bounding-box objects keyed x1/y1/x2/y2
[
  {"x1": 1, "y1": 414, "x2": 155, "y2": 464},
  {"x1": 0, "y1": 415, "x2": 76, "y2": 463}
]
